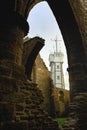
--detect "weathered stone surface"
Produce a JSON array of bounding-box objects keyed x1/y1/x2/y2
[
  {"x1": 32, "y1": 54, "x2": 56, "y2": 116},
  {"x1": 61, "y1": 93, "x2": 87, "y2": 130},
  {"x1": 68, "y1": 0, "x2": 87, "y2": 41},
  {"x1": 0, "y1": 3, "x2": 59, "y2": 129}
]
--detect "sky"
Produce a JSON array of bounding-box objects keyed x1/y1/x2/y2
[{"x1": 27, "y1": 1, "x2": 69, "y2": 90}]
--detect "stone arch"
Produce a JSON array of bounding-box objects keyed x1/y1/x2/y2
[
  {"x1": 30, "y1": 0, "x2": 87, "y2": 99},
  {"x1": 23, "y1": 37, "x2": 44, "y2": 79}
]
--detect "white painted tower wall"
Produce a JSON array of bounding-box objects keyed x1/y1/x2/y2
[{"x1": 49, "y1": 52, "x2": 65, "y2": 88}]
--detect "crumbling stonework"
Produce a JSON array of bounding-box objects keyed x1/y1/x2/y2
[
  {"x1": 32, "y1": 54, "x2": 56, "y2": 117},
  {"x1": 0, "y1": 1, "x2": 59, "y2": 130},
  {"x1": 23, "y1": 38, "x2": 56, "y2": 117},
  {"x1": 61, "y1": 93, "x2": 87, "y2": 130},
  {"x1": 32, "y1": 54, "x2": 70, "y2": 118}
]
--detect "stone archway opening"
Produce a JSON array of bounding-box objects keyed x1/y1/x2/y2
[{"x1": 27, "y1": 1, "x2": 70, "y2": 90}]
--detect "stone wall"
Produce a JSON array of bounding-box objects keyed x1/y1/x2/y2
[
  {"x1": 31, "y1": 53, "x2": 70, "y2": 118},
  {"x1": 32, "y1": 54, "x2": 55, "y2": 117},
  {"x1": 53, "y1": 88, "x2": 70, "y2": 117},
  {"x1": 68, "y1": 0, "x2": 87, "y2": 43}
]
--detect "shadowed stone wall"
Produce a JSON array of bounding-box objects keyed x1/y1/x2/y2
[{"x1": 0, "y1": 1, "x2": 59, "y2": 130}]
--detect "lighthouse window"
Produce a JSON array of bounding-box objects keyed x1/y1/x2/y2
[
  {"x1": 57, "y1": 65, "x2": 59, "y2": 69},
  {"x1": 57, "y1": 76, "x2": 60, "y2": 80}
]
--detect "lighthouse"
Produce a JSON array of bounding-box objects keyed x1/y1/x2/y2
[{"x1": 49, "y1": 37, "x2": 65, "y2": 89}]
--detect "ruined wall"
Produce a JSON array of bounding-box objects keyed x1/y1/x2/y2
[
  {"x1": 53, "y1": 88, "x2": 70, "y2": 117},
  {"x1": 0, "y1": 12, "x2": 59, "y2": 130},
  {"x1": 31, "y1": 54, "x2": 70, "y2": 118},
  {"x1": 22, "y1": 37, "x2": 59, "y2": 129},
  {"x1": 31, "y1": 54, "x2": 55, "y2": 117}
]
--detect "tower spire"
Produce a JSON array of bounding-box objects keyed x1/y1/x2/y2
[{"x1": 51, "y1": 36, "x2": 62, "y2": 52}]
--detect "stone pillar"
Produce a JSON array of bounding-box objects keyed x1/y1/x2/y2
[
  {"x1": 0, "y1": 12, "x2": 29, "y2": 128},
  {"x1": 67, "y1": 63, "x2": 87, "y2": 100},
  {"x1": 62, "y1": 63, "x2": 87, "y2": 130}
]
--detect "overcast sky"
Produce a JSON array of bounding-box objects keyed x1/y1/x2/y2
[{"x1": 27, "y1": 1, "x2": 69, "y2": 89}]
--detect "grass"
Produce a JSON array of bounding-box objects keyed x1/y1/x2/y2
[{"x1": 54, "y1": 117, "x2": 67, "y2": 128}]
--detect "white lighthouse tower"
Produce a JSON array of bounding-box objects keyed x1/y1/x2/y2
[{"x1": 49, "y1": 37, "x2": 65, "y2": 89}]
